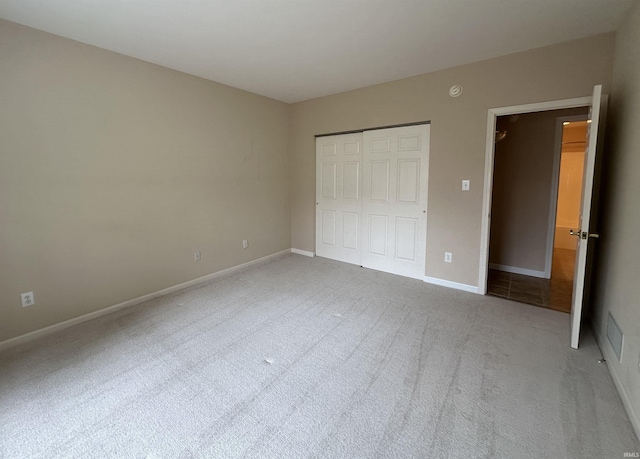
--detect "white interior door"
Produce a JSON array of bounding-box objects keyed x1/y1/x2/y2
[
  {"x1": 570, "y1": 84, "x2": 605, "y2": 349},
  {"x1": 361, "y1": 125, "x2": 430, "y2": 279},
  {"x1": 315, "y1": 133, "x2": 364, "y2": 265}
]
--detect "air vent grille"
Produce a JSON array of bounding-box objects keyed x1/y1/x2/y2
[{"x1": 606, "y1": 312, "x2": 624, "y2": 361}]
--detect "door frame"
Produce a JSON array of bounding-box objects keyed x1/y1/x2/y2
[
  {"x1": 478, "y1": 96, "x2": 592, "y2": 295},
  {"x1": 545, "y1": 114, "x2": 589, "y2": 278}
]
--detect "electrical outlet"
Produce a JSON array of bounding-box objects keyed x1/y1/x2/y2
[
  {"x1": 462, "y1": 180, "x2": 470, "y2": 191},
  {"x1": 444, "y1": 252, "x2": 452, "y2": 263},
  {"x1": 194, "y1": 251, "x2": 201, "y2": 262},
  {"x1": 21, "y1": 292, "x2": 35, "y2": 307},
  {"x1": 242, "y1": 240, "x2": 248, "y2": 249}
]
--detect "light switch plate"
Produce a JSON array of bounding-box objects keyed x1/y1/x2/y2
[{"x1": 462, "y1": 180, "x2": 470, "y2": 191}]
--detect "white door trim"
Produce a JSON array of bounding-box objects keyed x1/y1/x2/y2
[
  {"x1": 545, "y1": 114, "x2": 589, "y2": 278},
  {"x1": 478, "y1": 96, "x2": 592, "y2": 295}
]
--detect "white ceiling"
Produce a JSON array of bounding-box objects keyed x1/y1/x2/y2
[{"x1": 0, "y1": 0, "x2": 635, "y2": 103}]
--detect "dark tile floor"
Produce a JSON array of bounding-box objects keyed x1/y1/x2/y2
[{"x1": 487, "y1": 248, "x2": 576, "y2": 313}]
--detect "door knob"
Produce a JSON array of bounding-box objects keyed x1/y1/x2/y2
[{"x1": 570, "y1": 229, "x2": 600, "y2": 239}]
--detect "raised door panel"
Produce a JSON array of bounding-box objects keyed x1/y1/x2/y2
[
  {"x1": 371, "y1": 137, "x2": 391, "y2": 153},
  {"x1": 321, "y1": 163, "x2": 337, "y2": 199},
  {"x1": 343, "y1": 162, "x2": 360, "y2": 200},
  {"x1": 342, "y1": 212, "x2": 359, "y2": 250},
  {"x1": 343, "y1": 141, "x2": 360, "y2": 155},
  {"x1": 370, "y1": 160, "x2": 390, "y2": 202},
  {"x1": 321, "y1": 210, "x2": 336, "y2": 246},
  {"x1": 398, "y1": 134, "x2": 421, "y2": 151},
  {"x1": 368, "y1": 215, "x2": 388, "y2": 256},
  {"x1": 397, "y1": 159, "x2": 420, "y2": 204},
  {"x1": 395, "y1": 217, "x2": 418, "y2": 261},
  {"x1": 321, "y1": 142, "x2": 337, "y2": 157}
]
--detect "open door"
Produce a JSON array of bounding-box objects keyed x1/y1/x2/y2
[{"x1": 570, "y1": 84, "x2": 605, "y2": 349}]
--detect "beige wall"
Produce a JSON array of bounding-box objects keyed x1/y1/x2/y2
[
  {"x1": 290, "y1": 34, "x2": 615, "y2": 286},
  {"x1": 0, "y1": 20, "x2": 291, "y2": 342},
  {"x1": 489, "y1": 109, "x2": 587, "y2": 272},
  {"x1": 592, "y1": 1, "x2": 640, "y2": 436}
]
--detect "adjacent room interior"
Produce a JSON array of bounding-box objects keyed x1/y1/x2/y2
[
  {"x1": 487, "y1": 109, "x2": 589, "y2": 313},
  {"x1": 1, "y1": 1, "x2": 639, "y2": 457}
]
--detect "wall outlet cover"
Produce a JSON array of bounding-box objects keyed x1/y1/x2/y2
[{"x1": 21, "y1": 292, "x2": 35, "y2": 307}]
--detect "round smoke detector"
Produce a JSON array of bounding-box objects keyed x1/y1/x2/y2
[{"x1": 449, "y1": 84, "x2": 463, "y2": 97}]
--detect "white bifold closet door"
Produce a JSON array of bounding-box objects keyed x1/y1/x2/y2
[{"x1": 316, "y1": 124, "x2": 429, "y2": 280}]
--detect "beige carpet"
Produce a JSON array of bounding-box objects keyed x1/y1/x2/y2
[{"x1": 1, "y1": 254, "x2": 638, "y2": 458}]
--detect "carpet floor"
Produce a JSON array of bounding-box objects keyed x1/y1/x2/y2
[{"x1": 1, "y1": 254, "x2": 638, "y2": 458}]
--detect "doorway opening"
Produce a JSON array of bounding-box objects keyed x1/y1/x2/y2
[
  {"x1": 478, "y1": 86, "x2": 604, "y2": 349},
  {"x1": 485, "y1": 108, "x2": 589, "y2": 313}
]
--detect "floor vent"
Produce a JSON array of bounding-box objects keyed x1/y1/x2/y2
[{"x1": 606, "y1": 312, "x2": 624, "y2": 361}]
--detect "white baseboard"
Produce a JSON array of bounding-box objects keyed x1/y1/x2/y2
[
  {"x1": 291, "y1": 248, "x2": 315, "y2": 257},
  {"x1": 423, "y1": 276, "x2": 479, "y2": 294},
  {"x1": 0, "y1": 249, "x2": 291, "y2": 352},
  {"x1": 489, "y1": 263, "x2": 547, "y2": 279},
  {"x1": 593, "y1": 325, "x2": 640, "y2": 442}
]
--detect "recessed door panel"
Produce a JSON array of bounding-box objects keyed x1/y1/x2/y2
[
  {"x1": 397, "y1": 159, "x2": 420, "y2": 204},
  {"x1": 370, "y1": 160, "x2": 390, "y2": 202},
  {"x1": 343, "y1": 162, "x2": 360, "y2": 200},
  {"x1": 321, "y1": 143, "x2": 337, "y2": 156},
  {"x1": 398, "y1": 135, "x2": 421, "y2": 151},
  {"x1": 344, "y1": 141, "x2": 360, "y2": 155},
  {"x1": 321, "y1": 210, "x2": 336, "y2": 246},
  {"x1": 368, "y1": 215, "x2": 388, "y2": 256},
  {"x1": 342, "y1": 212, "x2": 359, "y2": 250},
  {"x1": 371, "y1": 137, "x2": 390, "y2": 153},
  {"x1": 321, "y1": 162, "x2": 337, "y2": 199},
  {"x1": 396, "y1": 217, "x2": 417, "y2": 261}
]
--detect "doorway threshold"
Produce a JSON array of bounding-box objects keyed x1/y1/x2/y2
[{"x1": 487, "y1": 269, "x2": 573, "y2": 313}]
